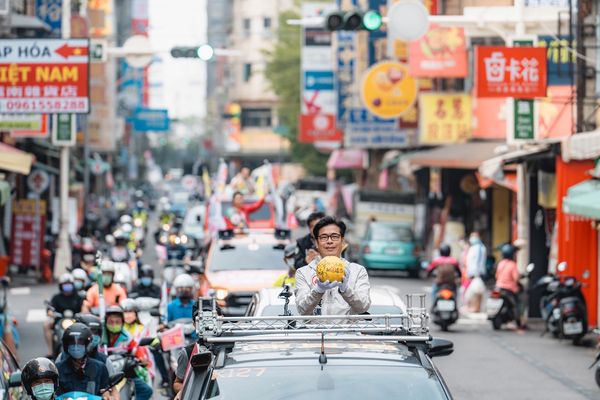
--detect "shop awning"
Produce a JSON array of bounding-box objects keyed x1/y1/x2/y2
[
  {"x1": 562, "y1": 179, "x2": 600, "y2": 220},
  {"x1": 561, "y1": 129, "x2": 600, "y2": 162},
  {"x1": 327, "y1": 149, "x2": 368, "y2": 170},
  {"x1": 406, "y1": 141, "x2": 506, "y2": 170},
  {"x1": 10, "y1": 14, "x2": 51, "y2": 31},
  {"x1": 0, "y1": 180, "x2": 10, "y2": 206},
  {"x1": 479, "y1": 143, "x2": 552, "y2": 180},
  {"x1": 0, "y1": 143, "x2": 35, "y2": 175}
]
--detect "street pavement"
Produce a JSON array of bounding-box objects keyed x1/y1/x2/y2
[{"x1": 5, "y1": 233, "x2": 600, "y2": 399}]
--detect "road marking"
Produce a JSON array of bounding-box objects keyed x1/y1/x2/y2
[
  {"x1": 26, "y1": 309, "x2": 47, "y2": 323},
  {"x1": 10, "y1": 287, "x2": 30, "y2": 295}
]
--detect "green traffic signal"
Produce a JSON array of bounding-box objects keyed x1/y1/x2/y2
[
  {"x1": 362, "y1": 10, "x2": 382, "y2": 31},
  {"x1": 324, "y1": 10, "x2": 382, "y2": 31}
]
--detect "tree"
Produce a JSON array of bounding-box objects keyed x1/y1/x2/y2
[{"x1": 264, "y1": 9, "x2": 329, "y2": 176}]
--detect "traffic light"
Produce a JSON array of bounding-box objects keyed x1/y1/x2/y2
[
  {"x1": 170, "y1": 44, "x2": 214, "y2": 61},
  {"x1": 325, "y1": 10, "x2": 382, "y2": 31}
]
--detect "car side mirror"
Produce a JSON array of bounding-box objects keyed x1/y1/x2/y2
[
  {"x1": 9, "y1": 371, "x2": 21, "y2": 387},
  {"x1": 190, "y1": 351, "x2": 213, "y2": 371},
  {"x1": 138, "y1": 337, "x2": 155, "y2": 347},
  {"x1": 428, "y1": 338, "x2": 454, "y2": 358}
]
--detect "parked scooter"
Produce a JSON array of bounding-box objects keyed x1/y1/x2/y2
[
  {"x1": 554, "y1": 262, "x2": 588, "y2": 345},
  {"x1": 431, "y1": 284, "x2": 459, "y2": 331},
  {"x1": 487, "y1": 263, "x2": 535, "y2": 330},
  {"x1": 588, "y1": 329, "x2": 600, "y2": 388},
  {"x1": 531, "y1": 271, "x2": 562, "y2": 337}
]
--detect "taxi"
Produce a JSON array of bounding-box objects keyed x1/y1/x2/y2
[{"x1": 199, "y1": 228, "x2": 290, "y2": 315}]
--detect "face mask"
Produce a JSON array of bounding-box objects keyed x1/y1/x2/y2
[
  {"x1": 91, "y1": 335, "x2": 101, "y2": 348},
  {"x1": 102, "y1": 274, "x2": 113, "y2": 286},
  {"x1": 32, "y1": 382, "x2": 55, "y2": 400},
  {"x1": 61, "y1": 283, "x2": 74, "y2": 294},
  {"x1": 89, "y1": 270, "x2": 97, "y2": 281},
  {"x1": 285, "y1": 259, "x2": 294, "y2": 268},
  {"x1": 178, "y1": 290, "x2": 192, "y2": 300},
  {"x1": 74, "y1": 281, "x2": 84, "y2": 290},
  {"x1": 469, "y1": 237, "x2": 479, "y2": 245},
  {"x1": 107, "y1": 323, "x2": 122, "y2": 334},
  {"x1": 68, "y1": 344, "x2": 87, "y2": 359},
  {"x1": 140, "y1": 277, "x2": 153, "y2": 287}
]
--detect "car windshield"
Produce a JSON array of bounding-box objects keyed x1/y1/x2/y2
[
  {"x1": 221, "y1": 201, "x2": 272, "y2": 221},
  {"x1": 209, "y1": 243, "x2": 287, "y2": 272},
  {"x1": 203, "y1": 365, "x2": 448, "y2": 399},
  {"x1": 370, "y1": 224, "x2": 414, "y2": 242}
]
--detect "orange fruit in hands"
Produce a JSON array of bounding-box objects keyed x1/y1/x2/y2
[{"x1": 316, "y1": 256, "x2": 346, "y2": 283}]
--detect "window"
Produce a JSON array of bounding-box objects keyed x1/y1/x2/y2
[
  {"x1": 263, "y1": 17, "x2": 272, "y2": 30},
  {"x1": 241, "y1": 108, "x2": 272, "y2": 128},
  {"x1": 243, "y1": 63, "x2": 252, "y2": 82},
  {"x1": 243, "y1": 18, "x2": 251, "y2": 34}
]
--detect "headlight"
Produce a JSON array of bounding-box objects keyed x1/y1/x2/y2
[
  {"x1": 181, "y1": 235, "x2": 188, "y2": 244},
  {"x1": 162, "y1": 224, "x2": 170, "y2": 231},
  {"x1": 134, "y1": 219, "x2": 143, "y2": 227},
  {"x1": 215, "y1": 289, "x2": 228, "y2": 300},
  {"x1": 160, "y1": 236, "x2": 167, "y2": 244},
  {"x1": 61, "y1": 319, "x2": 75, "y2": 330}
]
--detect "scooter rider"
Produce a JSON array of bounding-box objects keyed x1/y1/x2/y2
[
  {"x1": 109, "y1": 231, "x2": 134, "y2": 263},
  {"x1": 55, "y1": 323, "x2": 111, "y2": 398},
  {"x1": 130, "y1": 264, "x2": 161, "y2": 299},
  {"x1": 273, "y1": 244, "x2": 299, "y2": 288},
  {"x1": 426, "y1": 244, "x2": 462, "y2": 298},
  {"x1": 495, "y1": 243, "x2": 523, "y2": 328},
  {"x1": 44, "y1": 273, "x2": 84, "y2": 357},
  {"x1": 21, "y1": 357, "x2": 60, "y2": 400},
  {"x1": 72, "y1": 268, "x2": 90, "y2": 296},
  {"x1": 75, "y1": 314, "x2": 115, "y2": 373},
  {"x1": 167, "y1": 274, "x2": 196, "y2": 322},
  {"x1": 82, "y1": 261, "x2": 127, "y2": 313}
]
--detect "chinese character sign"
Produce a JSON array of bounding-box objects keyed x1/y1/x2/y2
[
  {"x1": 476, "y1": 46, "x2": 547, "y2": 98},
  {"x1": 409, "y1": 25, "x2": 468, "y2": 77},
  {"x1": 0, "y1": 39, "x2": 90, "y2": 113},
  {"x1": 419, "y1": 93, "x2": 472, "y2": 144},
  {"x1": 360, "y1": 62, "x2": 418, "y2": 119},
  {"x1": 10, "y1": 199, "x2": 46, "y2": 269}
]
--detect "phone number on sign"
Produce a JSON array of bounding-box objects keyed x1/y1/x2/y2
[{"x1": 0, "y1": 99, "x2": 89, "y2": 113}]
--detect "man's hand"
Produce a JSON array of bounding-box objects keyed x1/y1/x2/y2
[
  {"x1": 306, "y1": 249, "x2": 319, "y2": 264},
  {"x1": 315, "y1": 280, "x2": 339, "y2": 294},
  {"x1": 339, "y1": 268, "x2": 351, "y2": 293}
]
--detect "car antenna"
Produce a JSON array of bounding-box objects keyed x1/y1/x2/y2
[{"x1": 319, "y1": 332, "x2": 327, "y2": 368}]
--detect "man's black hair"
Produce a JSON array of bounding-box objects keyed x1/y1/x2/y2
[
  {"x1": 307, "y1": 212, "x2": 325, "y2": 227},
  {"x1": 232, "y1": 191, "x2": 243, "y2": 199},
  {"x1": 312, "y1": 216, "x2": 346, "y2": 239}
]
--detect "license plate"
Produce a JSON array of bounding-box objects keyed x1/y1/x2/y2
[
  {"x1": 563, "y1": 321, "x2": 583, "y2": 335},
  {"x1": 436, "y1": 300, "x2": 455, "y2": 312},
  {"x1": 552, "y1": 308, "x2": 561, "y2": 320},
  {"x1": 384, "y1": 247, "x2": 403, "y2": 255},
  {"x1": 487, "y1": 298, "x2": 503, "y2": 315}
]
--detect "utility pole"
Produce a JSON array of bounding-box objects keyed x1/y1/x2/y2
[{"x1": 54, "y1": 0, "x2": 72, "y2": 279}]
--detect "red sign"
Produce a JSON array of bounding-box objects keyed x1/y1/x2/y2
[
  {"x1": 159, "y1": 325, "x2": 186, "y2": 351},
  {"x1": 10, "y1": 114, "x2": 49, "y2": 138},
  {"x1": 475, "y1": 46, "x2": 547, "y2": 99},
  {"x1": 299, "y1": 114, "x2": 342, "y2": 143},
  {"x1": 409, "y1": 25, "x2": 467, "y2": 77},
  {"x1": 0, "y1": 39, "x2": 90, "y2": 113},
  {"x1": 10, "y1": 199, "x2": 46, "y2": 268}
]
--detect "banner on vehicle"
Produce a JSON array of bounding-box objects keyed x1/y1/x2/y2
[{"x1": 159, "y1": 325, "x2": 186, "y2": 351}]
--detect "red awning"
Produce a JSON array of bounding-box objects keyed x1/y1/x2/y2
[{"x1": 327, "y1": 149, "x2": 367, "y2": 170}]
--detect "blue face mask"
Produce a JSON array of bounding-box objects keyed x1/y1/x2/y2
[
  {"x1": 68, "y1": 344, "x2": 87, "y2": 359},
  {"x1": 140, "y1": 277, "x2": 152, "y2": 287},
  {"x1": 32, "y1": 382, "x2": 55, "y2": 400},
  {"x1": 91, "y1": 335, "x2": 101, "y2": 348},
  {"x1": 62, "y1": 283, "x2": 74, "y2": 294},
  {"x1": 74, "y1": 281, "x2": 84, "y2": 290}
]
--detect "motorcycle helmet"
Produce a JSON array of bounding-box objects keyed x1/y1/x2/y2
[
  {"x1": 501, "y1": 243, "x2": 517, "y2": 259},
  {"x1": 439, "y1": 244, "x2": 451, "y2": 257},
  {"x1": 173, "y1": 273, "x2": 195, "y2": 290},
  {"x1": 284, "y1": 244, "x2": 299, "y2": 259},
  {"x1": 62, "y1": 323, "x2": 92, "y2": 360},
  {"x1": 58, "y1": 273, "x2": 75, "y2": 294},
  {"x1": 136, "y1": 200, "x2": 145, "y2": 209},
  {"x1": 77, "y1": 313, "x2": 102, "y2": 350},
  {"x1": 120, "y1": 298, "x2": 138, "y2": 313},
  {"x1": 71, "y1": 268, "x2": 88, "y2": 290},
  {"x1": 140, "y1": 264, "x2": 155, "y2": 279},
  {"x1": 21, "y1": 357, "x2": 59, "y2": 398},
  {"x1": 119, "y1": 215, "x2": 133, "y2": 225}
]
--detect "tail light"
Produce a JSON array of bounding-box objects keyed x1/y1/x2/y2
[
  {"x1": 490, "y1": 290, "x2": 502, "y2": 299},
  {"x1": 562, "y1": 305, "x2": 577, "y2": 315},
  {"x1": 363, "y1": 245, "x2": 371, "y2": 254},
  {"x1": 439, "y1": 289, "x2": 453, "y2": 300}
]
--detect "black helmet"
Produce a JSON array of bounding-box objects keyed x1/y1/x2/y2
[
  {"x1": 76, "y1": 313, "x2": 102, "y2": 336},
  {"x1": 140, "y1": 264, "x2": 154, "y2": 278},
  {"x1": 21, "y1": 357, "x2": 59, "y2": 396},
  {"x1": 439, "y1": 244, "x2": 451, "y2": 257},
  {"x1": 62, "y1": 323, "x2": 92, "y2": 359},
  {"x1": 501, "y1": 243, "x2": 517, "y2": 259}
]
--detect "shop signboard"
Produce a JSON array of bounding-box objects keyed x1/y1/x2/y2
[
  {"x1": 475, "y1": 46, "x2": 547, "y2": 98},
  {"x1": 10, "y1": 199, "x2": 46, "y2": 268},
  {"x1": 419, "y1": 93, "x2": 472, "y2": 144},
  {"x1": 131, "y1": 108, "x2": 169, "y2": 132},
  {"x1": 537, "y1": 36, "x2": 576, "y2": 86},
  {"x1": 409, "y1": 25, "x2": 468, "y2": 77},
  {"x1": 35, "y1": 0, "x2": 62, "y2": 37},
  {"x1": 0, "y1": 39, "x2": 90, "y2": 113}
]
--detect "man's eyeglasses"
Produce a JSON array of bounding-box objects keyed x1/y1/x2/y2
[{"x1": 317, "y1": 233, "x2": 342, "y2": 242}]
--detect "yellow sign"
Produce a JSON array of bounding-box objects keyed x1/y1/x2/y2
[
  {"x1": 360, "y1": 62, "x2": 418, "y2": 119},
  {"x1": 419, "y1": 93, "x2": 472, "y2": 144}
]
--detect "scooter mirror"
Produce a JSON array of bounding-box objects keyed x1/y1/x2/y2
[
  {"x1": 557, "y1": 262, "x2": 567, "y2": 272},
  {"x1": 526, "y1": 263, "x2": 535, "y2": 274}
]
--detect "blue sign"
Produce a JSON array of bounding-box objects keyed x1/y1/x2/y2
[
  {"x1": 538, "y1": 36, "x2": 575, "y2": 86},
  {"x1": 336, "y1": 31, "x2": 355, "y2": 127},
  {"x1": 345, "y1": 108, "x2": 410, "y2": 148},
  {"x1": 304, "y1": 71, "x2": 334, "y2": 91},
  {"x1": 35, "y1": 0, "x2": 62, "y2": 38},
  {"x1": 131, "y1": 108, "x2": 170, "y2": 132}
]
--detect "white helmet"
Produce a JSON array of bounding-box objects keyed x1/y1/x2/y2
[
  {"x1": 59, "y1": 273, "x2": 74, "y2": 284},
  {"x1": 120, "y1": 215, "x2": 133, "y2": 224},
  {"x1": 101, "y1": 261, "x2": 115, "y2": 274},
  {"x1": 173, "y1": 273, "x2": 194, "y2": 289},
  {"x1": 72, "y1": 268, "x2": 88, "y2": 282}
]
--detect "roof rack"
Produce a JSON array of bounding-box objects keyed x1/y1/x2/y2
[{"x1": 195, "y1": 294, "x2": 430, "y2": 344}]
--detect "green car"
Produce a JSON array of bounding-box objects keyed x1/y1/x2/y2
[{"x1": 359, "y1": 221, "x2": 420, "y2": 276}]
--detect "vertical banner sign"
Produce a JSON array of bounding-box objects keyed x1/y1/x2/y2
[
  {"x1": 0, "y1": 39, "x2": 90, "y2": 113},
  {"x1": 52, "y1": 114, "x2": 76, "y2": 145},
  {"x1": 419, "y1": 93, "x2": 472, "y2": 144},
  {"x1": 10, "y1": 199, "x2": 46, "y2": 269},
  {"x1": 299, "y1": 2, "x2": 341, "y2": 144},
  {"x1": 35, "y1": 0, "x2": 62, "y2": 38},
  {"x1": 537, "y1": 36, "x2": 576, "y2": 86},
  {"x1": 475, "y1": 46, "x2": 547, "y2": 98},
  {"x1": 513, "y1": 99, "x2": 535, "y2": 140}
]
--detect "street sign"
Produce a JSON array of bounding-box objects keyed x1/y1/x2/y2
[
  {"x1": 0, "y1": 39, "x2": 90, "y2": 113},
  {"x1": 35, "y1": 0, "x2": 62, "y2": 37},
  {"x1": 131, "y1": 108, "x2": 170, "y2": 132},
  {"x1": 52, "y1": 114, "x2": 76, "y2": 146},
  {"x1": 90, "y1": 39, "x2": 108, "y2": 63},
  {"x1": 27, "y1": 169, "x2": 50, "y2": 195},
  {"x1": 360, "y1": 62, "x2": 418, "y2": 119},
  {"x1": 123, "y1": 35, "x2": 153, "y2": 68}
]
